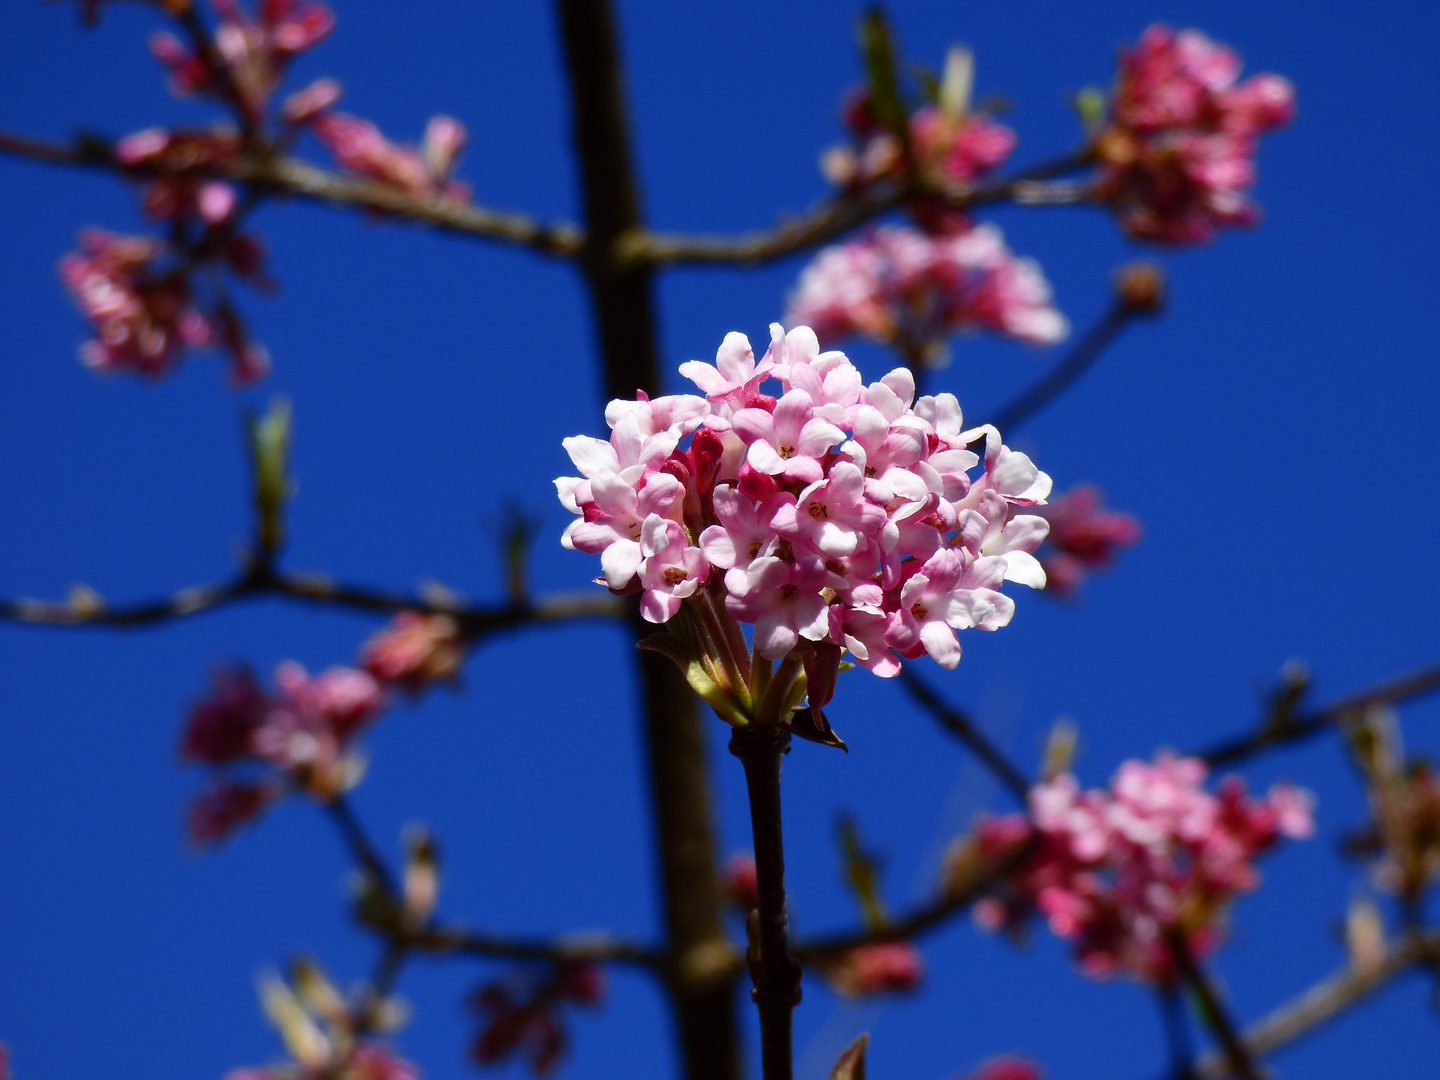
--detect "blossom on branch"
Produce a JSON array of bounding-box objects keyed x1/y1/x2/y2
[
  {"x1": 811, "y1": 940, "x2": 924, "y2": 998},
  {"x1": 558, "y1": 325, "x2": 1051, "y2": 735},
  {"x1": 1032, "y1": 484, "x2": 1141, "y2": 596},
  {"x1": 180, "y1": 662, "x2": 387, "y2": 843},
  {"x1": 360, "y1": 611, "x2": 467, "y2": 693},
  {"x1": 310, "y1": 112, "x2": 471, "y2": 203},
  {"x1": 1094, "y1": 24, "x2": 1294, "y2": 244},
  {"x1": 959, "y1": 753, "x2": 1313, "y2": 984},
  {"x1": 225, "y1": 962, "x2": 417, "y2": 1080},
  {"x1": 1343, "y1": 707, "x2": 1440, "y2": 901},
  {"x1": 469, "y1": 963, "x2": 604, "y2": 1075},
  {"x1": 962, "y1": 1058, "x2": 1044, "y2": 1080},
  {"x1": 787, "y1": 222, "x2": 1067, "y2": 364}
]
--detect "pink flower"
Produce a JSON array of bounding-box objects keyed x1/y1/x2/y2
[
  {"x1": 963, "y1": 1058, "x2": 1044, "y2": 1080},
  {"x1": 637, "y1": 517, "x2": 710, "y2": 623},
  {"x1": 181, "y1": 662, "x2": 387, "y2": 841},
  {"x1": 114, "y1": 127, "x2": 243, "y2": 225},
  {"x1": 787, "y1": 222, "x2": 1067, "y2": 360},
  {"x1": 59, "y1": 229, "x2": 212, "y2": 379},
  {"x1": 361, "y1": 611, "x2": 466, "y2": 691},
  {"x1": 815, "y1": 940, "x2": 924, "y2": 997},
  {"x1": 722, "y1": 853, "x2": 759, "y2": 911},
  {"x1": 1096, "y1": 25, "x2": 1294, "y2": 244},
  {"x1": 311, "y1": 112, "x2": 470, "y2": 203},
  {"x1": 974, "y1": 753, "x2": 1314, "y2": 985},
  {"x1": 731, "y1": 389, "x2": 845, "y2": 486},
  {"x1": 699, "y1": 486, "x2": 794, "y2": 594},
  {"x1": 1033, "y1": 484, "x2": 1141, "y2": 596},
  {"x1": 772, "y1": 462, "x2": 886, "y2": 559},
  {"x1": 470, "y1": 963, "x2": 603, "y2": 1075},
  {"x1": 725, "y1": 556, "x2": 832, "y2": 659}
]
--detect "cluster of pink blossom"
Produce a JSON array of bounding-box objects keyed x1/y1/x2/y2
[
  {"x1": 469, "y1": 963, "x2": 604, "y2": 1075},
  {"x1": 823, "y1": 86, "x2": 1015, "y2": 190},
  {"x1": 1032, "y1": 484, "x2": 1142, "y2": 596},
  {"x1": 967, "y1": 753, "x2": 1313, "y2": 984},
  {"x1": 1094, "y1": 24, "x2": 1294, "y2": 244},
  {"x1": 813, "y1": 940, "x2": 924, "y2": 998},
  {"x1": 114, "y1": 127, "x2": 245, "y2": 226},
  {"x1": 150, "y1": 0, "x2": 335, "y2": 122},
  {"x1": 962, "y1": 1059, "x2": 1043, "y2": 1080},
  {"x1": 181, "y1": 663, "x2": 386, "y2": 844},
  {"x1": 359, "y1": 611, "x2": 467, "y2": 693},
  {"x1": 557, "y1": 325, "x2": 1053, "y2": 717},
  {"x1": 59, "y1": 228, "x2": 269, "y2": 382},
  {"x1": 307, "y1": 111, "x2": 471, "y2": 203},
  {"x1": 787, "y1": 220, "x2": 1067, "y2": 359},
  {"x1": 225, "y1": 965, "x2": 418, "y2": 1080}
]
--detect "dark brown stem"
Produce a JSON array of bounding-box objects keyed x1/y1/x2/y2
[
  {"x1": 1198, "y1": 661, "x2": 1440, "y2": 767},
  {"x1": 326, "y1": 794, "x2": 398, "y2": 897},
  {"x1": 982, "y1": 304, "x2": 1133, "y2": 435},
  {"x1": 897, "y1": 668, "x2": 1031, "y2": 803},
  {"x1": 1166, "y1": 929, "x2": 1267, "y2": 1080},
  {"x1": 731, "y1": 728, "x2": 801, "y2": 1080},
  {"x1": 554, "y1": 3, "x2": 740, "y2": 1078}
]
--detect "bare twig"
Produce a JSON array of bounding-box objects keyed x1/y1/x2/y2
[
  {"x1": 896, "y1": 668, "x2": 1032, "y2": 804},
  {"x1": 416, "y1": 925, "x2": 663, "y2": 969},
  {"x1": 982, "y1": 304, "x2": 1133, "y2": 435},
  {"x1": 0, "y1": 568, "x2": 622, "y2": 637},
  {"x1": 1166, "y1": 928, "x2": 1268, "y2": 1080},
  {"x1": 0, "y1": 129, "x2": 584, "y2": 257},
  {"x1": 1199, "y1": 661, "x2": 1440, "y2": 768},
  {"x1": 1192, "y1": 930, "x2": 1440, "y2": 1078}
]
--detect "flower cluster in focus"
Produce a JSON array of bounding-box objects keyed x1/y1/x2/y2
[
  {"x1": 225, "y1": 962, "x2": 417, "y2": 1080},
  {"x1": 1094, "y1": 24, "x2": 1294, "y2": 243},
  {"x1": 787, "y1": 220, "x2": 1067, "y2": 364},
  {"x1": 469, "y1": 963, "x2": 604, "y2": 1075},
  {"x1": 955, "y1": 753, "x2": 1313, "y2": 984},
  {"x1": 557, "y1": 325, "x2": 1052, "y2": 729},
  {"x1": 181, "y1": 663, "x2": 386, "y2": 843}
]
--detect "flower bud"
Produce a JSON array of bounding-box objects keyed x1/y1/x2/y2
[{"x1": 1113, "y1": 262, "x2": 1165, "y2": 314}]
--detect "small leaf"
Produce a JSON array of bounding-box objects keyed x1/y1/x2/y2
[
  {"x1": 790, "y1": 706, "x2": 848, "y2": 751},
  {"x1": 829, "y1": 1032, "x2": 869, "y2": 1080}
]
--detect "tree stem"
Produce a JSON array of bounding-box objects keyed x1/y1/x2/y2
[{"x1": 731, "y1": 728, "x2": 800, "y2": 1080}]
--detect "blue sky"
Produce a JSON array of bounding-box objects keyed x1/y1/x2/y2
[{"x1": 1, "y1": 1, "x2": 1438, "y2": 1078}]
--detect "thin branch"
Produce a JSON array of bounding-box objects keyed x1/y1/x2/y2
[
  {"x1": 896, "y1": 667, "x2": 1032, "y2": 804},
  {"x1": 1167, "y1": 928, "x2": 1268, "y2": 1080},
  {"x1": 326, "y1": 794, "x2": 399, "y2": 897},
  {"x1": 1199, "y1": 661, "x2": 1440, "y2": 768},
  {"x1": 0, "y1": 568, "x2": 623, "y2": 637},
  {"x1": 792, "y1": 834, "x2": 1037, "y2": 959},
  {"x1": 1192, "y1": 929, "x2": 1440, "y2": 1079},
  {"x1": 981, "y1": 304, "x2": 1133, "y2": 435},
  {"x1": 0, "y1": 129, "x2": 584, "y2": 257},
  {"x1": 415, "y1": 925, "x2": 663, "y2": 969}
]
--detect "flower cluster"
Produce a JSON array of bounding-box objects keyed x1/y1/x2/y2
[
  {"x1": 557, "y1": 325, "x2": 1052, "y2": 727},
  {"x1": 812, "y1": 940, "x2": 924, "y2": 998},
  {"x1": 59, "y1": 228, "x2": 269, "y2": 382},
  {"x1": 226, "y1": 962, "x2": 417, "y2": 1080},
  {"x1": 469, "y1": 963, "x2": 604, "y2": 1075},
  {"x1": 181, "y1": 663, "x2": 386, "y2": 844},
  {"x1": 360, "y1": 611, "x2": 468, "y2": 693},
  {"x1": 150, "y1": 0, "x2": 335, "y2": 122},
  {"x1": 1095, "y1": 24, "x2": 1294, "y2": 243},
  {"x1": 1032, "y1": 485, "x2": 1141, "y2": 596},
  {"x1": 308, "y1": 111, "x2": 470, "y2": 203},
  {"x1": 787, "y1": 221, "x2": 1067, "y2": 362},
  {"x1": 959, "y1": 753, "x2": 1312, "y2": 983},
  {"x1": 962, "y1": 1059, "x2": 1043, "y2": 1080},
  {"x1": 822, "y1": 49, "x2": 1016, "y2": 190}
]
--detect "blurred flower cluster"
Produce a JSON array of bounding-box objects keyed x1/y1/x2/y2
[
  {"x1": 952, "y1": 753, "x2": 1313, "y2": 983},
  {"x1": 1032, "y1": 485, "x2": 1141, "y2": 596},
  {"x1": 1094, "y1": 24, "x2": 1294, "y2": 243},
  {"x1": 1344, "y1": 707, "x2": 1440, "y2": 903},
  {"x1": 469, "y1": 963, "x2": 604, "y2": 1075},
  {"x1": 181, "y1": 662, "x2": 386, "y2": 843}
]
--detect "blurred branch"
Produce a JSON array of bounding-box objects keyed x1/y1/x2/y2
[
  {"x1": 896, "y1": 667, "x2": 1032, "y2": 803},
  {"x1": 1192, "y1": 929, "x2": 1440, "y2": 1079},
  {"x1": 981, "y1": 303, "x2": 1134, "y2": 435},
  {"x1": 0, "y1": 566, "x2": 623, "y2": 638},
  {"x1": 1198, "y1": 661, "x2": 1440, "y2": 768},
  {"x1": 1166, "y1": 928, "x2": 1268, "y2": 1080},
  {"x1": 0, "y1": 129, "x2": 584, "y2": 257}
]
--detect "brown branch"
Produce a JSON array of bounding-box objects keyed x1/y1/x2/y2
[
  {"x1": 0, "y1": 129, "x2": 584, "y2": 257},
  {"x1": 896, "y1": 668, "x2": 1032, "y2": 804},
  {"x1": 1199, "y1": 661, "x2": 1440, "y2": 768},
  {"x1": 0, "y1": 567, "x2": 623, "y2": 638},
  {"x1": 982, "y1": 303, "x2": 1134, "y2": 435},
  {"x1": 1167, "y1": 928, "x2": 1268, "y2": 1080},
  {"x1": 417, "y1": 924, "x2": 664, "y2": 970},
  {"x1": 1192, "y1": 929, "x2": 1440, "y2": 1079}
]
